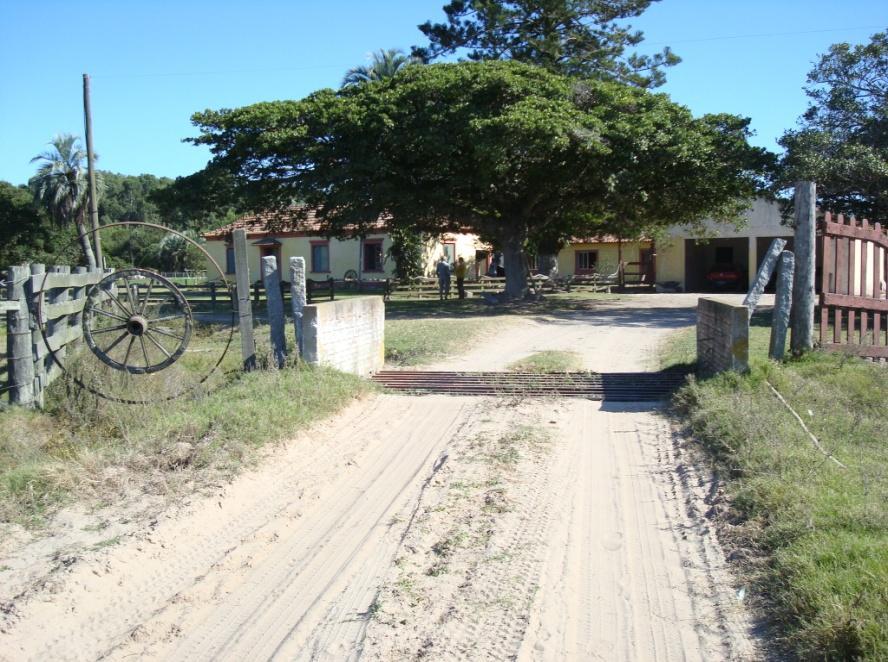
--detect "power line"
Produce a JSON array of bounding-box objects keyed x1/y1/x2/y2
[{"x1": 646, "y1": 25, "x2": 884, "y2": 46}]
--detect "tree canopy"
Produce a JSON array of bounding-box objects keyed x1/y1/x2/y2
[
  {"x1": 413, "y1": 0, "x2": 679, "y2": 87},
  {"x1": 779, "y1": 30, "x2": 888, "y2": 218},
  {"x1": 190, "y1": 61, "x2": 772, "y2": 297}
]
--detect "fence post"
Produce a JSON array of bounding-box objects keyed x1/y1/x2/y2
[
  {"x1": 233, "y1": 229, "x2": 256, "y2": 371},
  {"x1": 253, "y1": 282, "x2": 260, "y2": 306},
  {"x1": 289, "y1": 257, "x2": 306, "y2": 358},
  {"x1": 261, "y1": 256, "x2": 287, "y2": 368},
  {"x1": 743, "y1": 238, "x2": 787, "y2": 319},
  {"x1": 47, "y1": 265, "x2": 70, "y2": 378},
  {"x1": 210, "y1": 281, "x2": 216, "y2": 312},
  {"x1": 7, "y1": 265, "x2": 34, "y2": 406},
  {"x1": 328, "y1": 276, "x2": 335, "y2": 301},
  {"x1": 28, "y1": 264, "x2": 45, "y2": 407},
  {"x1": 791, "y1": 181, "x2": 816, "y2": 355},
  {"x1": 770, "y1": 251, "x2": 795, "y2": 361}
]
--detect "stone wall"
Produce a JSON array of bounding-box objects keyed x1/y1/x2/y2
[
  {"x1": 302, "y1": 296, "x2": 384, "y2": 376},
  {"x1": 696, "y1": 298, "x2": 749, "y2": 377}
]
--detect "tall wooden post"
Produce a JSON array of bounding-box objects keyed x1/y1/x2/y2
[
  {"x1": 82, "y1": 74, "x2": 102, "y2": 269},
  {"x1": 791, "y1": 182, "x2": 816, "y2": 355},
  {"x1": 233, "y1": 229, "x2": 256, "y2": 370},
  {"x1": 7, "y1": 265, "x2": 35, "y2": 406},
  {"x1": 261, "y1": 256, "x2": 287, "y2": 368}
]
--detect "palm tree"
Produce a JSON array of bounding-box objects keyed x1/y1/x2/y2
[
  {"x1": 29, "y1": 134, "x2": 101, "y2": 268},
  {"x1": 341, "y1": 48, "x2": 419, "y2": 87}
]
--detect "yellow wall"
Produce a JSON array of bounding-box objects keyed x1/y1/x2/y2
[
  {"x1": 204, "y1": 232, "x2": 487, "y2": 282},
  {"x1": 556, "y1": 241, "x2": 648, "y2": 276},
  {"x1": 654, "y1": 237, "x2": 685, "y2": 285}
]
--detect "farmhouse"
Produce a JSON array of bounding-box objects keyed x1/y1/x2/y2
[
  {"x1": 201, "y1": 207, "x2": 488, "y2": 281},
  {"x1": 202, "y1": 198, "x2": 789, "y2": 291}
]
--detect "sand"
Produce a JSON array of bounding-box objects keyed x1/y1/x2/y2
[{"x1": 0, "y1": 294, "x2": 761, "y2": 661}]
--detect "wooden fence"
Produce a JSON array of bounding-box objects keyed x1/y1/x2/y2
[
  {"x1": 819, "y1": 213, "x2": 888, "y2": 359},
  {"x1": 3, "y1": 264, "x2": 108, "y2": 405}
]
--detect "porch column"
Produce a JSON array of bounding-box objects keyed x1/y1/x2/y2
[{"x1": 747, "y1": 236, "x2": 757, "y2": 289}]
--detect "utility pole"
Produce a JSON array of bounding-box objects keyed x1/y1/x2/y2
[{"x1": 83, "y1": 73, "x2": 103, "y2": 269}]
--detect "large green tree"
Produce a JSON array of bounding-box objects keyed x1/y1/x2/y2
[
  {"x1": 190, "y1": 61, "x2": 771, "y2": 298},
  {"x1": 29, "y1": 134, "x2": 102, "y2": 269},
  {"x1": 779, "y1": 30, "x2": 888, "y2": 218},
  {"x1": 0, "y1": 181, "x2": 76, "y2": 268},
  {"x1": 414, "y1": 0, "x2": 679, "y2": 87}
]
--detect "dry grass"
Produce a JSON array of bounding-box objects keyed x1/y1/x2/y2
[
  {"x1": 0, "y1": 324, "x2": 370, "y2": 527},
  {"x1": 507, "y1": 350, "x2": 582, "y2": 373}
]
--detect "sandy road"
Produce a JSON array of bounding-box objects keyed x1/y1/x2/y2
[{"x1": 0, "y1": 294, "x2": 760, "y2": 661}]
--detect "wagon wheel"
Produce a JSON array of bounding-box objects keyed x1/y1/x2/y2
[{"x1": 83, "y1": 268, "x2": 194, "y2": 374}]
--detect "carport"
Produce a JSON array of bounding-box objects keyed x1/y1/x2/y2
[{"x1": 683, "y1": 238, "x2": 749, "y2": 292}]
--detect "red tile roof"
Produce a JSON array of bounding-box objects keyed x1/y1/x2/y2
[{"x1": 202, "y1": 205, "x2": 389, "y2": 240}]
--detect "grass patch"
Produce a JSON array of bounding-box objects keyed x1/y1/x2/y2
[
  {"x1": 385, "y1": 318, "x2": 488, "y2": 366},
  {"x1": 0, "y1": 332, "x2": 370, "y2": 526},
  {"x1": 508, "y1": 350, "x2": 582, "y2": 373},
  {"x1": 666, "y1": 321, "x2": 888, "y2": 658}
]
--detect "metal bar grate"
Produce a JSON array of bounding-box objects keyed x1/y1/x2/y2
[{"x1": 371, "y1": 369, "x2": 689, "y2": 402}]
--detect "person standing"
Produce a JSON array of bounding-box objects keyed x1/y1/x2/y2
[
  {"x1": 454, "y1": 256, "x2": 467, "y2": 299},
  {"x1": 436, "y1": 256, "x2": 452, "y2": 300}
]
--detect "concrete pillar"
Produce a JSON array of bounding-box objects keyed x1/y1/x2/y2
[
  {"x1": 289, "y1": 257, "x2": 306, "y2": 357},
  {"x1": 261, "y1": 256, "x2": 287, "y2": 369}
]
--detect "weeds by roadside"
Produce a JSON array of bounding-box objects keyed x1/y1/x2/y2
[
  {"x1": 663, "y1": 321, "x2": 888, "y2": 659},
  {"x1": 385, "y1": 318, "x2": 489, "y2": 366},
  {"x1": 0, "y1": 352, "x2": 370, "y2": 527}
]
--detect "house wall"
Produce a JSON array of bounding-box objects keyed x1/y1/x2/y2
[
  {"x1": 656, "y1": 197, "x2": 791, "y2": 291},
  {"x1": 557, "y1": 241, "x2": 648, "y2": 277},
  {"x1": 204, "y1": 232, "x2": 486, "y2": 282}
]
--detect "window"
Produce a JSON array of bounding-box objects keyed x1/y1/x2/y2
[
  {"x1": 225, "y1": 245, "x2": 235, "y2": 274},
  {"x1": 363, "y1": 240, "x2": 384, "y2": 272},
  {"x1": 441, "y1": 242, "x2": 456, "y2": 264},
  {"x1": 575, "y1": 250, "x2": 598, "y2": 273},
  {"x1": 311, "y1": 241, "x2": 330, "y2": 273}
]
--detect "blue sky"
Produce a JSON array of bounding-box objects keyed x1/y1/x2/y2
[{"x1": 1, "y1": 1, "x2": 886, "y2": 186}]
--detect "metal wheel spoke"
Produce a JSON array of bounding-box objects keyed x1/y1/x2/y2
[
  {"x1": 145, "y1": 331, "x2": 172, "y2": 358},
  {"x1": 103, "y1": 285, "x2": 135, "y2": 318},
  {"x1": 90, "y1": 323, "x2": 129, "y2": 335},
  {"x1": 104, "y1": 331, "x2": 130, "y2": 354},
  {"x1": 139, "y1": 335, "x2": 151, "y2": 368},
  {"x1": 122, "y1": 275, "x2": 137, "y2": 311},
  {"x1": 92, "y1": 308, "x2": 129, "y2": 323},
  {"x1": 149, "y1": 325, "x2": 185, "y2": 341},
  {"x1": 122, "y1": 336, "x2": 136, "y2": 370},
  {"x1": 139, "y1": 279, "x2": 154, "y2": 315}
]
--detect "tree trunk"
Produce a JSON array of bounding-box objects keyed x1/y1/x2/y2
[
  {"x1": 501, "y1": 233, "x2": 529, "y2": 299},
  {"x1": 76, "y1": 221, "x2": 98, "y2": 270}
]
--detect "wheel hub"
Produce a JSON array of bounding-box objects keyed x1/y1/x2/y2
[{"x1": 126, "y1": 315, "x2": 147, "y2": 336}]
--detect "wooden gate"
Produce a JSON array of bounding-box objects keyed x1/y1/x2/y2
[{"x1": 819, "y1": 213, "x2": 888, "y2": 359}]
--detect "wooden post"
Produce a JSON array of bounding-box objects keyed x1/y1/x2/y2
[
  {"x1": 328, "y1": 276, "x2": 335, "y2": 301},
  {"x1": 29, "y1": 263, "x2": 45, "y2": 407},
  {"x1": 233, "y1": 229, "x2": 256, "y2": 371},
  {"x1": 7, "y1": 265, "x2": 34, "y2": 405},
  {"x1": 210, "y1": 281, "x2": 217, "y2": 311},
  {"x1": 791, "y1": 182, "x2": 816, "y2": 355},
  {"x1": 82, "y1": 74, "x2": 102, "y2": 268},
  {"x1": 261, "y1": 256, "x2": 287, "y2": 368},
  {"x1": 253, "y1": 282, "x2": 260, "y2": 306},
  {"x1": 290, "y1": 257, "x2": 306, "y2": 358},
  {"x1": 770, "y1": 251, "x2": 795, "y2": 361},
  {"x1": 743, "y1": 238, "x2": 786, "y2": 319}
]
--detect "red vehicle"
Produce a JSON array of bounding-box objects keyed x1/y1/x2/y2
[{"x1": 705, "y1": 264, "x2": 745, "y2": 291}]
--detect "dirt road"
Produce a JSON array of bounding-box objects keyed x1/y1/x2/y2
[{"x1": 0, "y1": 294, "x2": 759, "y2": 661}]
